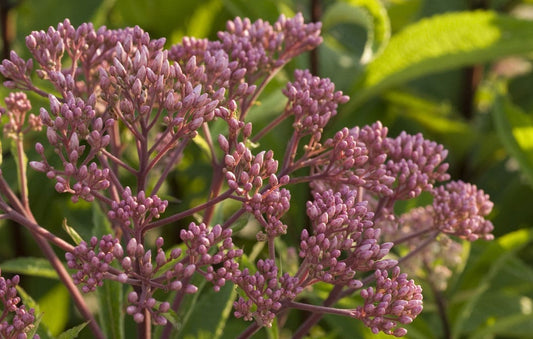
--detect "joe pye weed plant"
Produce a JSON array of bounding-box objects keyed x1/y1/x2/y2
[{"x1": 0, "y1": 11, "x2": 495, "y2": 339}]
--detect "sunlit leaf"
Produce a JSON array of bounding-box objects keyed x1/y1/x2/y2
[
  {"x1": 347, "y1": 10, "x2": 533, "y2": 108},
  {"x1": 450, "y1": 228, "x2": 533, "y2": 338},
  {"x1": 38, "y1": 283, "x2": 70, "y2": 336},
  {"x1": 491, "y1": 83, "x2": 533, "y2": 187}
]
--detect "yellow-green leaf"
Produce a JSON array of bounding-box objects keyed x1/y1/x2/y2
[
  {"x1": 491, "y1": 83, "x2": 533, "y2": 187},
  {"x1": 322, "y1": 0, "x2": 390, "y2": 63},
  {"x1": 62, "y1": 218, "x2": 84, "y2": 245},
  {"x1": 348, "y1": 10, "x2": 533, "y2": 108}
]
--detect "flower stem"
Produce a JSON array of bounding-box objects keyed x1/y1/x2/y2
[
  {"x1": 292, "y1": 284, "x2": 343, "y2": 339},
  {"x1": 236, "y1": 322, "x2": 261, "y2": 339}
]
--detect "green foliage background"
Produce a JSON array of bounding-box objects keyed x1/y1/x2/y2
[{"x1": 2, "y1": 0, "x2": 533, "y2": 338}]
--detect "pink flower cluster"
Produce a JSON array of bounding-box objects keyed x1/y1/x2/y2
[
  {"x1": 108, "y1": 187, "x2": 168, "y2": 229},
  {"x1": 353, "y1": 267, "x2": 423, "y2": 337},
  {"x1": 0, "y1": 270, "x2": 38, "y2": 339},
  {"x1": 66, "y1": 222, "x2": 242, "y2": 325},
  {"x1": 233, "y1": 259, "x2": 302, "y2": 327},
  {"x1": 300, "y1": 187, "x2": 396, "y2": 286},
  {"x1": 0, "y1": 11, "x2": 496, "y2": 339}
]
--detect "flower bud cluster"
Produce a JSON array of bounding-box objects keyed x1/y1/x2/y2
[
  {"x1": 300, "y1": 187, "x2": 396, "y2": 286},
  {"x1": 180, "y1": 222, "x2": 243, "y2": 292},
  {"x1": 353, "y1": 267, "x2": 423, "y2": 337},
  {"x1": 170, "y1": 12, "x2": 321, "y2": 108},
  {"x1": 29, "y1": 92, "x2": 113, "y2": 202},
  {"x1": 224, "y1": 143, "x2": 291, "y2": 237},
  {"x1": 385, "y1": 131, "x2": 450, "y2": 200},
  {"x1": 65, "y1": 235, "x2": 122, "y2": 293},
  {"x1": 317, "y1": 123, "x2": 394, "y2": 195},
  {"x1": 0, "y1": 92, "x2": 41, "y2": 136},
  {"x1": 107, "y1": 187, "x2": 168, "y2": 229},
  {"x1": 67, "y1": 224, "x2": 243, "y2": 325},
  {"x1": 0, "y1": 270, "x2": 38, "y2": 339},
  {"x1": 66, "y1": 234, "x2": 187, "y2": 325},
  {"x1": 283, "y1": 69, "x2": 349, "y2": 138},
  {"x1": 122, "y1": 236, "x2": 185, "y2": 326},
  {"x1": 169, "y1": 46, "x2": 254, "y2": 106},
  {"x1": 432, "y1": 180, "x2": 494, "y2": 241},
  {"x1": 0, "y1": 50, "x2": 34, "y2": 90},
  {"x1": 0, "y1": 12, "x2": 499, "y2": 338},
  {"x1": 216, "y1": 13, "x2": 321, "y2": 80},
  {"x1": 233, "y1": 259, "x2": 302, "y2": 327}
]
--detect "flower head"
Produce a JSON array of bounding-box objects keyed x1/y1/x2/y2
[
  {"x1": 432, "y1": 180, "x2": 494, "y2": 241},
  {"x1": 0, "y1": 269, "x2": 39, "y2": 338},
  {"x1": 353, "y1": 267, "x2": 423, "y2": 337}
]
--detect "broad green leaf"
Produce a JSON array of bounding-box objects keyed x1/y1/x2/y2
[
  {"x1": 1, "y1": 257, "x2": 58, "y2": 279},
  {"x1": 386, "y1": 0, "x2": 423, "y2": 32},
  {"x1": 168, "y1": 278, "x2": 207, "y2": 337},
  {"x1": 57, "y1": 322, "x2": 89, "y2": 339},
  {"x1": 491, "y1": 83, "x2": 533, "y2": 187},
  {"x1": 347, "y1": 10, "x2": 533, "y2": 108},
  {"x1": 97, "y1": 279, "x2": 124, "y2": 339},
  {"x1": 186, "y1": 0, "x2": 223, "y2": 38},
  {"x1": 178, "y1": 281, "x2": 237, "y2": 339},
  {"x1": 453, "y1": 228, "x2": 533, "y2": 293},
  {"x1": 38, "y1": 283, "x2": 70, "y2": 336},
  {"x1": 470, "y1": 313, "x2": 533, "y2": 339},
  {"x1": 62, "y1": 218, "x2": 84, "y2": 245},
  {"x1": 450, "y1": 228, "x2": 533, "y2": 338}
]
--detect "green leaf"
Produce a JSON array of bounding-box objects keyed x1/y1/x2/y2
[
  {"x1": 470, "y1": 313, "x2": 533, "y2": 339},
  {"x1": 178, "y1": 281, "x2": 237, "y2": 338},
  {"x1": 386, "y1": 0, "x2": 423, "y2": 33},
  {"x1": 38, "y1": 283, "x2": 70, "y2": 336},
  {"x1": 1, "y1": 257, "x2": 58, "y2": 279},
  {"x1": 491, "y1": 82, "x2": 533, "y2": 187},
  {"x1": 62, "y1": 218, "x2": 84, "y2": 245},
  {"x1": 348, "y1": 10, "x2": 533, "y2": 108},
  {"x1": 322, "y1": 0, "x2": 390, "y2": 64},
  {"x1": 192, "y1": 133, "x2": 212, "y2": 160},
  {"x1": 97, "y1": 279, "x2": 124, "y2": 339},
  {"x1": 186, "y1": 0, "x2": 223, "y2": 38},
  {"x1": 56, "y1": 322, "x2": 89, "y2": 339},
  {"x1": 450, "y1": 228, "x2": 533, "y2": 338}
]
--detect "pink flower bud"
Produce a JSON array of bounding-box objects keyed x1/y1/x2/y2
[{"x1": 29, "y1": 161, "x2": 47, "y2": 172}]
